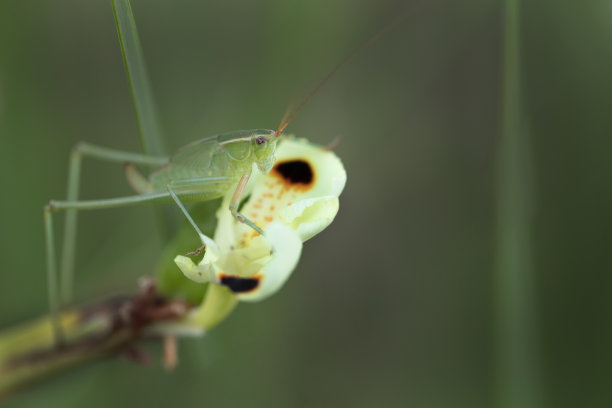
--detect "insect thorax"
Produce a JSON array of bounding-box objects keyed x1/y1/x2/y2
[{"x1": 148, "y1": 130, "x2": 276, "y2": 194}]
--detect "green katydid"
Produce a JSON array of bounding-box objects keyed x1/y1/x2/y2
[{"x1": 44, "y1": 127, "x2": 288, "y2": 343}]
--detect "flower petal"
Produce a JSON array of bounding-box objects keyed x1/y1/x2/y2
[
  {"x1": 267, "y1": 137, "x2": 347, "y2": 199},
  {"x1": 174, "y1": 255, "x2": 199, "y2": 281},
  {"x1": 230, "y1": 222, "x2": 302, "y2": 302},
  {"x1": 174, "y1": 233, "x2": 219, "y2": 283},
  {"x1": 280, "y1": 196, "x2": 340, "y2": 241},
  {"x1": 233, "y1": 137, "x2": 347, "y2": 243}
]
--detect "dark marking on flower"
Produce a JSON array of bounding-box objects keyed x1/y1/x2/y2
[
  {"x1": 220, "y1": 274, "x2": 260, "y2": 293},
  {"x1": 273, "y1": 160, "x2": 314, "y2": 187}
]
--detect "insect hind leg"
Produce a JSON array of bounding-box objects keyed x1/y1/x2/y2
[
  {"x1": 125, "y1": 162, "x2": 153, "y2": 194},
  {"x1": 60, "y1": 143, "x2": 167, "y2": 306},
  {"x1": 44, "y1": 191, "x2": 172, "y2": 346},
  {"x1": 44, "y1": 143, "x2": 168, "y2": 345},
  {"x1": 44, "y1": 204, "x2": 65, "y2": 345}
]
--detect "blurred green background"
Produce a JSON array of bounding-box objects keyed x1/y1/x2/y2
[{"x1": 1, "y1": 0, "x2": 611, "y2": 406}]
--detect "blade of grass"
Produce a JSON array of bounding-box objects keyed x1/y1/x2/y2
[
  {"x1": 112, "y1": 0, "x2": 175, "y2": 236},
  {"x1": 496, "y1": 0, "x2": 540, "y2": 407},
  {"x1": 112, "y1": 0, "x2": 166, "y2": 157}
]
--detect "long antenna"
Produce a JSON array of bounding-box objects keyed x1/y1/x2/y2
[{"x1": 275, "y1": 13, "x2": 409, "y2": 137}]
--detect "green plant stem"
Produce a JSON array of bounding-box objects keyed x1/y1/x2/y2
[
  {"x1": 191, "y1": 285, "x2": 238, "y2": 329},
  {"x1": 496, "y1": 0, "x2": 540, "y2": 407},
  {"x1": 0, "y1": 282, "x2": 194, "y2": 402},
  {"x1": 0, "y1": 309, "x2": 124, "y2": 399}
]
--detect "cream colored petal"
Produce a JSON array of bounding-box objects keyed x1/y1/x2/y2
[
  {"x1": 267, "y1": 137, "x2": 347, "y2": 199},
  {"x1": 279, "y1": 196, "x2": 340, "y2": 241},
  {"x1": 174, "y1": 233, "x2": 220, "y2": 284},
  {"x1": 233, "y1": 222, "x2": 302, "y2": 302},
  {"x1": 212, "y1": 195, "x2": 238, "y2": 252},
  {"x1": 198, "y1": 233, "x2": 219, "y2": 258},
  {"x1": 220, "y1": 235, "x2": 271, "y2": 278},
  {"x1": 174, "y1": 255, "x2": 209, "y2": 283},
  {"x1": 231, "y1": 138, "x2": 346, "y2": 241}
]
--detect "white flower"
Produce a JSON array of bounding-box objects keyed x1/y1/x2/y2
[{"x1": 174, "y1": 137, "x2": 346, "y2": 304}]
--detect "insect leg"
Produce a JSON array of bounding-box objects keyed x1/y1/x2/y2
[
  {"x1": 43, "y1": 206, "x2": 63, "y2": 345},
  {"x1": 61, "y1": 143, "x2": 168, "y2": 305},
  {"x1": 229, "y1": 174, "x2": 264, "y2": 235},
  {"x1": 166, "y1": 177, "x2": 233, "y2": 243},
  {"x1": 166, "y1": 185, "x2": 205, "y2": 239},
  {"x1": 44, "y1": 191, "x2": 171, "y2": 345}
]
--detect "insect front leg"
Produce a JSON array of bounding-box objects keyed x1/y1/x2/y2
[
  {"x1": 166, "y1": 177, "x2": 233, "y2": 253},
  {"x1": 229, "y1": 174, "x2": 264, "y2": 236}
]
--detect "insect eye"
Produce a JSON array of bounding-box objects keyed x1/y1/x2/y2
[{"x1": 255, "y1": 136, "x2": 267, "y2": 145}]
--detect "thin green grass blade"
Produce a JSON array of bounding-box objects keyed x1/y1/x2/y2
[
  {"x1": 112, "y1": 0, "x2": 176, "y2": 237},
  {"x1": 112, "y1": 0, "x2": 166, "y2": 157},
  {"x1": 496, "y1": 0, "x2": 540, "y2": 407}
]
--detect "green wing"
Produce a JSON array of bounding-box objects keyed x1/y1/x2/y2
[
  {"x1": 169, "y1": 135, "x2": 220, "y2": 170},
  {"x1": 149, "y1": 136, "x2": 220, "y2": 188}
]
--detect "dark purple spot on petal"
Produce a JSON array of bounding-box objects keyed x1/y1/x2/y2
[
  {"x1": 274, "y1": 160, "x2": 313, "y2": 185},
  {"x1": 220, "y1": 275, "x2": 260, "y2": 293}
]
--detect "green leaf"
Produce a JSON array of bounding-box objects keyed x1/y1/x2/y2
[{"x1": 496, "y1": 1, "x2": 540, "y2": 406}]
